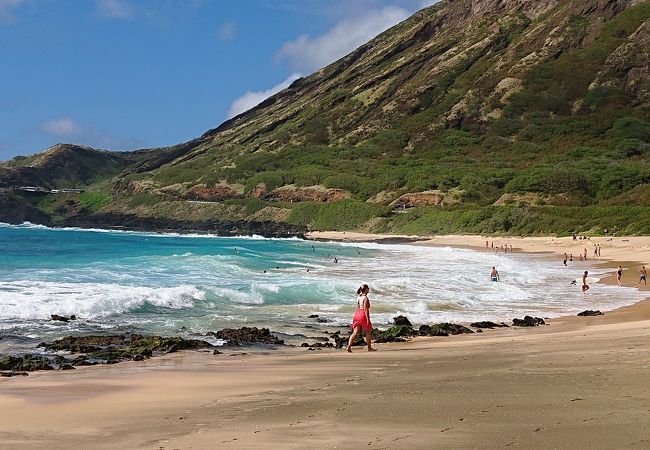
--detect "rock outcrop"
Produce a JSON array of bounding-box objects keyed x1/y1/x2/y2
[
  {"x1": 470, "y1": 321, "x2": 509, "y2": 328},
  {"x1": 577, "y1": 310, "x2": 604, "y2": 316},
  {"x1": 512, "y1": 316, "x2": 546, "y2": 326},
  {"x1": 183, "y1": 184, "x2": 241, "y2": 202},
  {"x1": 206, "y1": 327, "x2": 284, "y2": 346},
  {"x1": 264, "y1": 186, "x2": 350, "y2": 203}
]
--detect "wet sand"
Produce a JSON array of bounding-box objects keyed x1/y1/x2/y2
[{"x1": 1, "y1": 234, "x2": 649, "y2": 449}]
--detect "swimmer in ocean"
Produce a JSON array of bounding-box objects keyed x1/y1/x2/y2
[{"x1": 490, "y1": 266, "x2": 499, "y2": 282}]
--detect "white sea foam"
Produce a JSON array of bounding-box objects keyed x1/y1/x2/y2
[
  {"x1": 0, "y1": 281, "x2": 203, "y2": 320},
  {"x1": 211, "y1": 287, "x2": 264, "y2": 305}
]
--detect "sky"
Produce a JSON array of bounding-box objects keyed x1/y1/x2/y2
[{"x1": 0, "y1": 0, "x2": 436, "y2": 160}]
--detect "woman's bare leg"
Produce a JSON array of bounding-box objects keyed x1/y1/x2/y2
[
  {"x1": 366, "y1": 328, "x2": 375, "y2": 351},
  {"x1": 347, "y1": 326, "x2": 360, "y2": 352}
]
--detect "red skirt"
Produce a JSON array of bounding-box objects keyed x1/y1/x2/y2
[{"x1": 351, "y1": 308, "x2": 372, "y2": 331}]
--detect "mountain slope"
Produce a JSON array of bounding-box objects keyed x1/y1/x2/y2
[{"x1": 3, "y1": 0, "x2": 650, "y2": 235}]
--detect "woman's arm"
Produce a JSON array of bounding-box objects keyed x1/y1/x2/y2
[{"x1": 363, "y1": 296, "x2": 370, "y2": 321}]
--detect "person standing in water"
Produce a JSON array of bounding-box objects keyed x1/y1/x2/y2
[
  {"x1": 639, "y1": 266, "x2": 647, "y2": 286},
  {"x1": 582, "y1": 271, "x2": 590, "y2": 293},
  {"x1": 347, "y1": 284, "x2": 375, "y2": 352},
  {"x1": 490, "y1": 267, "x2": 499, "y2": 282},
  {"x1": 616, "y1": 265, "x2": 623, "y2": 286}
]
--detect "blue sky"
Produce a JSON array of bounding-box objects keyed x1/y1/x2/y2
[{"x1": 0, "y1": 0, "x2": 435, "y2": 160}]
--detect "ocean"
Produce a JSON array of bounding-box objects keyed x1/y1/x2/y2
[{"x1": 0, "y1": 223, "x2": 643, "y2": 352}]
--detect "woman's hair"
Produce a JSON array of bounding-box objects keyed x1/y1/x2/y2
[{"x1": 356, "y1": 284, "x2": 369, "y2": 295}]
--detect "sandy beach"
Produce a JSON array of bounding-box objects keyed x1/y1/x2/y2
[{"x1": 1, "y1": 233, "x2": 649, "y2": 449}]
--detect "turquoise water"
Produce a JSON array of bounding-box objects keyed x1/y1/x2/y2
[{"x1": 0, "y1": 223, "x2": 643, "y2": 352}]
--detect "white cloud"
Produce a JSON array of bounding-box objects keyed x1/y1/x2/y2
[
  {"x1": 275, "y1": 6, "x2": 410, "y2": 73},
  {"x1": 227, "y1": 73, "x2": 303, "y2": 119},
  {"x1": 39, "y1": 117, "x2": 145, "y2": 150},
  {"x1": 41, "y1": 117, "x2": 81, "y2": 137},
  {"x1": 95, "y1": 0, "x2": 134, "y2": 20},
  {"x1": 216, "y1": 21, "x2": 236, "y2": 41},
  {"x1": 0, "y1": 0, "x2": 27, "y2": 23}
]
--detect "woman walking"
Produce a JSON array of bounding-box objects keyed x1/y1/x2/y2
[{"x1": 347, "y1": 284, "x2": 375, "y2": 352}]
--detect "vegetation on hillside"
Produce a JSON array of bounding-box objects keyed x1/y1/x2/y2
[{"x1": 2, "y1": 0, "x2": 649, "y2": 235}]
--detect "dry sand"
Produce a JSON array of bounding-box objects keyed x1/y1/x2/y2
[{"x1": 1, "y1": 233, "x2": 649, "y2": 449}]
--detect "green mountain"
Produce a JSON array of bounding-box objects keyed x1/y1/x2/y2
[{"x1": 2, "y1": 0, "x2": 650, "y2": 235}]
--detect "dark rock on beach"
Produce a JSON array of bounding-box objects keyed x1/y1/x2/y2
[
  {"x1": 1, "y1": 371, "x2": 29, "y2": 377},
  {"x1": 331, "y1": 330, "x2": 364, "y2": 348},
  {"x1": 301, "y1": 342, "x2": 334, "y2": 348},
  {"x1": 0, "y1": 354, "x2": 56, "y2": 371},
  {"x1": 31, "y1": 334, "x2": 215, "y2": 370},
  {"x1": 512, "y1": 316, "x2": 546, "y2": 327},
  {"x1": 418, "y1": 324, "x2": 449, "y2": 337},
  {"x1": 207, "y1": 327, "x2": 284, "y2": 346},
  {"x1": 51, "y1": 314, "x2": 77, "y2": 322},
  {"x1": 577, "y1": 310, "x2": 604, "y2": 316},
  {"x1": 470, "y1": 321, "x2": 509, "y2": 329},
  {"x1": 332, "y1": 322, "x2": 475, "y2": 347},
  {"x1": 41, "y1": 334, "x2": 212, "y2": 356},
  {"x1": 420, "y1": 323, "x2": 474, "y2": 336},
  {"x1": 374, "y1": 325, "x2": 419, "y2": 343},
  {"x1": 393, "y1": 315, "x2": 412, "y2": 326}
]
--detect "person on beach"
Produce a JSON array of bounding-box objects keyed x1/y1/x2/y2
[
  {"x1": 639, "y1": 266, "x2": 647, "y2": 286},
  {"x1": 563, "y1": 253, "x2": 568, "y2": 266},
  {"x1": 490, "y1": 267, "x2": 499, "y2": 282},
  {"x1": 584, "y1": 248, "x2": 588, "y2": 261},
  {"x1": 582, "y1": 271, "x2": 590, "y2": 293},
  {"x1": 570, "y1": 254, "x2": 573, "y2": 262},
  {"x1": 347, "y1": 284, "x2": 375, "y2": 352},
  {"x1": 597, "y1": 245, "x2": 601, "y2": 257},
  {"x1": 616, "y1": 266, "x2": 623, "y2": 286}
]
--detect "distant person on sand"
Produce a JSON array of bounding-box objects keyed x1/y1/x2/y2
[
  {"x1": 616, "y1": 265, "x2": 623, "y2": 286},
  {"x1": 563, "y1": 253, "x2": 568, "y2": 266},
  {"x1": 486, "y1": 240, "x2": 488, "y2": 248},
  {"x1": 593, "y1": 246, "x2": 598, "y2": 258},
  {"x1": 490, "y1": 267, "x2": 499, "y2": 282},
  {"x1": 582, "y1": 271, "x2": 590, "y2": 293},
  {"x1": 597, "y1": 244, "x2": 601, "y2": 257},
  {"x1": 569, "y1": 254, "x2": 573, "y2": 262},
  {"x1": 583, "y1": 248, "x2": 588, "y2": 261},
  {"x1": 347, "y1": 284, "x2": 375, "y2": 352},
  {"x1": 639, "y1": 266, "x2": 647, "y2": 286}
]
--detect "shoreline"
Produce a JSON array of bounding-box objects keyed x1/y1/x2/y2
[{"x1": 1, "y1": 231, "x2": 650, "y2": 448}]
